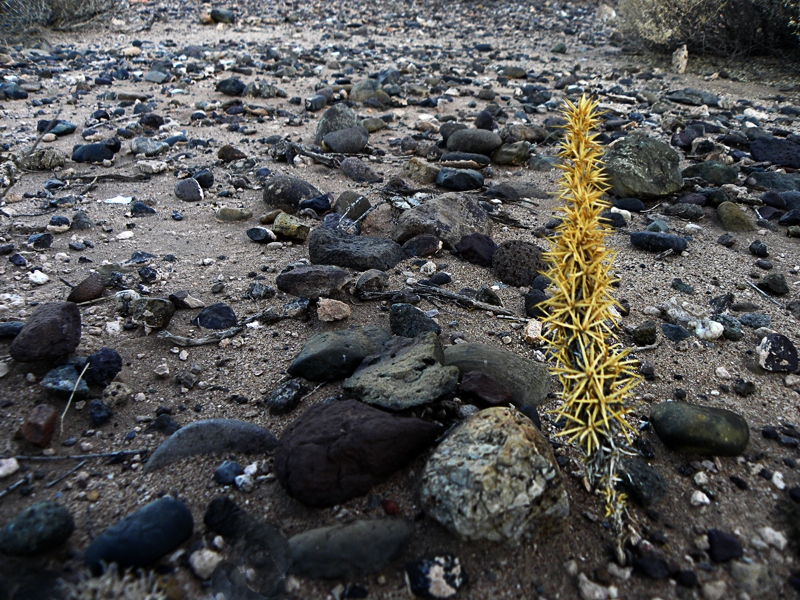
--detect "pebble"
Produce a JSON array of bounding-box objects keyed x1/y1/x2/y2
[
  {"x1": 650, "y1": 401, "x2": 749, "y2": 456},
  {"x1": 22, "y1": 404, "x2": 58, "y2": 447},
  {"x1": 189, "y1": 548, "x2": 224, "y2": 580},
  {"x1": 707, "y1": 528, "x2": 743, "y2": 562},
  {"x1": 174, "y1": 178, "x2": 204, "y2": 202},
  {"x1": 84, "y1": 496, "x2": 194, "y2": 574},
  {"x1": 214, "y1": 460, "x2": 244, "y2": 485},
  {"x1": 405, "y1": 554, "x2": 466, "y2": 599},
  {"x1": 191, "y1": 303, "x2": 237, "y2": 329},
  {"x1": 0, "y1": 457, "x2": 20, "y2": 479},
  {"x1": 0, "y1": 502, "x2": 74, "y2": 556},
  {"x1": 758, "y1": 333, "x2": 798, "y2": 372},
  {"x1": 317, "y1": 298, "x2": 350, "y2": 321}
]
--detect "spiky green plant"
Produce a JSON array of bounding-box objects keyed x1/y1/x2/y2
[{"x1": 541, "y1": 95, "x2": 641, "y2": 547}]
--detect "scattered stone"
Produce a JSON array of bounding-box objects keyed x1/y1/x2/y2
[
  {"x1": 41, "y1": 365, "x2": 90, "y2": 398},
  {"x1": 750, "y1": 136, "x2": 800, "y2": 168},
  {"x1": 265, "y1": 378, "x2": 306, "y2": 415},
  {"x1": 0, "y1": 502, "x2": 74, "y2": 556},
  {"x1": 315, "y1": 103, "x2": 360, "y2": 144},
  {"x1": 394, "y1": 192, "x2": 492, "y2": 249},
  {"x1": 67, "y1": 272, "x2": 105, "y2": 303},
  {"x1": 308, "y1": 227, "x2": 406, "y2": 271},
  {"x1": 390, "y1": 303, "x2": 442, "y2": 337},
  {"x1": 757, "y1": 333, "x2": 798, "y2": 372},
  {"x1": 317, "y1": 298, "x2": 350, "y2": 321},
  {"x1": 343, "y1": 333, "x2": 458, "y2": 410},
  {"x1": 274, "y1": 399, "x2": 439, "y2": 507},
  {"x1": 130, "y1": 298, "x2": 175, "y2": 330},
  {"x1": 275, "y1": 265, "x2": 351, "y2": 299},
  {"x1": 287, "y1": 325, "x2": 391, "y2": 381},
  {"x1": 460, "y1": 371, "x2": 513, "y2": 407},
  {"x1": 288, "y1": 519, "x2": 413, "y2": 579},
  {"x1": 191, "y1": 303, "x2": 237, "y2": 329},
  {"x1": 757, "y1": 272, "x2": 790, "y2": 295},
  {"x1": 717, "y1": 201, "x2": 754, "y2": 231},
  {"x1": 10, "y1": 302, "x2": 81, "y2": 362},
  {"x1": 340, "y1": 157, "x2": 383, "y2": 183},
  {"x1": 436, "y1": 168, "x2": 484, "y2": 191},
  {"x1": 420, "y1": 407, "x2": 568, "y2": 542},
  {"x1": 604, "y1": 133, "x2": 683, "y2": 199},
  {"x1": 263, "y1": 175, "x2": 323, "y2": 213},
  {"x1": 84, "y1": 497, "x2": 194, "y2": 575},
  {"x1": 632, "y1": 321, "x2": 658, "y2": 346},
  {"x1": 405, "y1": 554, "x2": 466, "y2": 599},
  {"x1": 492, "y1": 240, "x2": 547, "y2": 287},
  {"x1": 630, "y1": 232, "x2": 688, "y2": 253},
  {"x1": 618, "y1": 458, "x2": 667, "y2": 508},
  {"x1": 214, "y1": 460, "x2": 244, "y2": 485},
  {"x1": 707, "y1": 529, "x2": 743, "y2": 563},
  {"x1": 174, "y1": 178, "x2": 204, "y2": 202},
  {"x1": 455, "y1": 233, "x2": 497, "y2": 267},
  {"x1": 144, "y1": 420, "x2": 278, "y2": 473},
  {"x1": 650, "y1": 402, "x2": 750, "y2": 456},
  {"x1": 682, "y1": 161, "x2": 738, "y2": 185},
  {"x1": 323, "y1": 126, "x2": 369, "y2": 154}
]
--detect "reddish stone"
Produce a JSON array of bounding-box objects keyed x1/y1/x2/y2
[
  {"x1": 460, "y1": 370, "x2": 513, "y2": 406},
  {"x1": 382, "y1": 499, "x2": 400, "y2": 516},
  {"x1": 22, "y1": 404, "x2": 58, "y2": 447}
]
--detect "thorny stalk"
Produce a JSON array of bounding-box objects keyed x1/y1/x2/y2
[{"x1": 541, "y1": 95, "x2": 641, "y2": 561}]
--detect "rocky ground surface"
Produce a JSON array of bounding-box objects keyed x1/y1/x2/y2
[{"x1": 1, "y1": 0, "x2": 800, "y2": 599}]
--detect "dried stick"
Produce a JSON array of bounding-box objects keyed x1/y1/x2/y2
[
  {"x1": 60, "y1": 362, "x2": 90, "y2": 438},
  {"x1": 744, "y1": 280, "x2": 783, "y2": 307},
  {"x1": 3, "y1": 450, "x2": 147, "y2": 462},
  {"x1": 0, "y1": 477, "x2": 27, "y2": 500},
  {"x1": 45, "y1": 459, "x2": 88, "y2": 488}
]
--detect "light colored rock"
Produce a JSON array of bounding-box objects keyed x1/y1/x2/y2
[
  {"x1": 715, "y1": 366, "x2": 731, "y2": 379},
  {"x1": 420, "y1": 407, "x2": 568, "y2": 542},
  {"x1": 690, "y1": 490, "x2": 710, "y2": 506},
  {"x1": 189, "y1": 548, "x2": 223, "y2": 580},
  {"x1": 28, "y1": 270, "x2": 49, "y2": 285},
  {"x1": 524, "y1": 319, "x2": 543, "y2": 344},
  {"x1": 786, "y1": 374, "x2": 800, "y2": 387},
  {"x1": 672, "y1": 44, "x2": 688, "y2": 74},
  {"x1": 137, "y1": 160, "x2": 169, "y2": 174},
  {"x1": 317, "y1": 298, "x2": 351, "y2": 322},
  {"x1": 578, "y1": 573, "x2": 610, "y2": 600},
  {"x1": 0, "y1": 457, "x2": 20, "y2": 479},
  {"x1": 702, "y1": 580, "x2": 726, "y2": 600},
  {"x1": 757, "y1": 526, "x2": 787, "y2": 550}
]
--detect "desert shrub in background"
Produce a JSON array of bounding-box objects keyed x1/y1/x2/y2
[
  {"x1": 0, "y1": 0, "x2": 117, "y2": 42},
  {"x1": 617, "y1": 0, "x2": 800, "y2": 56}
]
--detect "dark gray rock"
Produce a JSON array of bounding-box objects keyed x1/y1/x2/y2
[
  {"x1": 666, "y1": 88, "x2": 720, "y2": 106},
  {"x1": 340, "y1": 157, "x2": 382, "y2": 183},
  {"x1": 757, "y1": 273, "x2": 789, "y2": 295},
  {"x1": 0, "y1": 502, "x2": 74, "y2": 556},
  {"x1": 750, "y1": 136, "x2": 800, "y2": 168},
  {"x1": 216, "y1": 77, "x2": 245, "y2": 96},
  {"x1": 446, "y1": 129, "x2": 503, "y2": 156},
  {"x1": 274, "y1": 399, "x2": 439, "y2": 507},
  {"x1": 84, "y1": 497, "x2": 193, "y2": 575},
  {"x1": 661, "y1": 323, "x2": 692, "y2": 342},
  {"x1": 406, "y1": 554, "x2": 466, "y2": 599},
  {"x1": 308, "y1": 227, "x2": 406, "y2": 271},
  {"x1": 210, "y1": 8, "x2": 235, "y2": 23},
  {"x1": 71, "y1": 138, "x2": 120, "y2": 163},
  {"x1": 747, "y1": 171, "x2": 800, "y2": 192},
  {"x1": 315, "y1": 103, "x2": 360, "y2": 144},
  {"x1": 10, "y1": 302, "x2": 81, "y2": 362},
  {"x1": 174, "y1": 178, "x2": 203, "y2": 202},
  {"x1": 393, "y1": 192, "x2": 492, "y2": 249},
  {"x1": 436, "y1": 168, "x2": 484, "y2": 191},
  {"x1": 604, "y1": 133, "x2": 683, "y2": 200},
  {"x1": 263, "y1": 175, "x2": 323, "y2": 212},
  {"x1": 323, "y1": 126, "x2": 369, "y2": 154},
  {"x1": 191, "y1": 303, "x2": 237, "y2": 329},
  {"x1": 492, "y1": 240, "x2": 547, "y2": 287},
  {"x1": 343, "y1": 333, "x2": 458, "y2": 410},
  {"x1": 630, "y1": 232, "x2": 688, "y2": 253},
  {"x1": 443, "y1": 343, "x2": 549, "y2": 408},
  {"x1": 619, "y1": 458, "x2": 667, "y2": 508},
  {"x1": 131, "y1": 298, "x2": 175, "y2": 329},
  {"x1": 682, "y1": 161, "x2": 738, "y2": 185},
  {"x1": 288, "y1": 519, "x2": 413, "y2": 579},
  {"x1": 214, "y1": 460, "x2": 244, "y2": 485},
  {"x1": 275, "y1": 265, "x2": 352, "y2": 299},
  {"x1": 144, "y1": 420, "x2": 278, "y2": 473},
  {"x1": 708, "y1": 529, "x2": 743, "y2": 563},
  {"x1": 455, "y1": 233, "x2": 497, "y2": 267},
  {"x1": 390, "y1": 303, "x2": 442, "y2": 337},
  {"x1": 287, "y1": 325, "x2": 391, "y2": 381},
  {"x1": 0, "y1": 321, "x2": 23, "y2": 338},
  {"x1": 661, "y1": 203, "x2": 704, "y2": 221},
  {"x1": 266, "y1": 379, "x2": 306, "y2": 415},
  {"x1": 492, "y1": 141, "x2": 531, "y2": 165},
  {"x1": 334, "y1": 191, "x2": 371, "y2": 220},
  {"x1": 650, "y1": 402, "x2": 750, "y2": 456},
  {"x1": 739, "y1": 312, "x2": 770, "y2": 328},
  {"x1": 41, "y1": 365, "x2": 89, "y2": 398}
]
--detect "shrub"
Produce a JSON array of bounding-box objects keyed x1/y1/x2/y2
[
  {"x1": 616, "y1": 0, "x2": 800, "y2": 56},
  {"x1": 0, "y1": 0, "x2": 117, "y2": 42}
]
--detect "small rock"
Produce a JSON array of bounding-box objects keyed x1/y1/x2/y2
[
  {"x1": 405, "y1": 554, "x2": 466, "y2": 599},
  {"x1": 191, "y1": 303, "x2": 237, "y2": 330},
  {"x1": 707, "y1": 529, "x2": 743, "y2": 562},
  {"x1": 22, "y1": 404, "x2": 58, "y2": 447},
  {"x1": 10, "y1": 302, "x2": 81, "y2": 362},
  {"x1": 266, "y1": 379, "x2": 306, "y2": 415},
  {"x1": 717, "y1": 201, "x2": 754, "y2": 231},
  {"x1": 317, "y1": 298, "x2": 350, "y2": 322},
  {"x1": 390, "y1": 303, "x2": 441, "y2": 337},
  {"x1": 757, "y1": 333, "x2": 798, "y2": 372},
  {"x1": 214, "y1": 460, "x2": 244, "y2": 485},
  {"x1": 0, "y1": 502, "x2": 74, "y2": 556},
  {"x1": 174, "y1": 178, "x2": 204, "y2": 202},
  {"x1": 650, "y1": 402, "x2": 749, "y2": 456}
]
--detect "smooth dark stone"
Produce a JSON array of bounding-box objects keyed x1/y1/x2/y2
[
  {"x1": 275, "y1": 264, "x2": 352, "y2": 300},
  {"x1": 756, "y1": 273, "x2": 789, "y2": 295},
  {"x1": 174, "y1": 178, "x2": 203, "y2": 202},
  {"x1": 402, "y1": 234, "x2": 442, "y2": 257},
  {"x1": 757, "y1": 333, "x2": 798, "y2": 372},
  {"x1": 632, "y1": 321, "x2": 658, "y2": 346},
  {"x1": 340, "y1": 157, "x2": 383, "y2": 183},
  {"x1": 440, "y1": 151, "x2": 491, "y2": 166},
  {"x1": 662, "y1": 323, "x2": 692, "y2": 342},
  {"x1": 247, "y1": 227, "x2": 278, "y2": 244},
  {"x1": 288, "y1": 519, "x2": 413, "y2": 579},
  {"x1": 28, "y1": 233, "x2": 53, "y2": 249},
  {"x1": 84, "y1": 497, "x2": 194, "y2": 575},
  {"x1": 681, "y1": 161, "x2": 738, "y2": 185},
  {"x1": 613, "y1": 197, "x2": 646, "y2": 212},
  {"x1": 323, "y1": 126, "x2": 369, "y2": 154},
  {"x1": 71, "y1": 138, "x2": 119, "y2": 163},
  {"x1": 216, "y1": 77, "x2": 245, "y2": 96},
  {"x1": 191, "y1": 303, "x2": 237, "y2": 329},
  {"x1": 83, "y1": 347, "x2": 123, "y2": 386},
  {"x1": 455, "y1": 233, "x2": 497, "y2": 267},
  {"x1": 524, "y1": 289, "x2": 549, "y2": 318},
  {"x1": 749, "y1": 240, "x2": 769, "y2": 257},
  {"x1": 619, "y1": 458, "x2": 667, "y2": 508},
  {"x1": 436, "y1": 168, "x2": 484, "y2": 191},
  {"x1": 445, "y1": 129, "x2": 502, "y2": 156},
  {"x1": 262, "y1": 175, "x2": 323, "y2": 212},
  {"x1": 131, "y1": 201, "x2": 156, "y2": 216},
  {"x1": 214, "y1": 460, "x2": 244, "y2": 485},
  {"x1": 650, "y1": 402, "x2": 750, "y2": 456},
  {"x1": 707, "y1": 529, "x2": 743, "y2": 562},
  {"x1": 89, "y1": 400, "x2": 112, "y2": 426},
  {"x1": 0, "y1": 321, "x2": 24, "y2": 338}
]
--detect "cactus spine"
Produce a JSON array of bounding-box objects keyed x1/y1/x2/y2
[{"x1": 541, "y1": 95, "x2": 641, "y2": 545}]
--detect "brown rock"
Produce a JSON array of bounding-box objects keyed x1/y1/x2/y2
[
  {"x1": 274, "y1": 400, "x2": 440, "y2": 507},
  {"x1": 10, "y1": 302, "x2": 81, "y2": 362},
  {"x1": 67, "y1": 272, "x2": 105, "y2": 303},
  {"x1": 22, "y1": 404, "x2": 58, "y2": 447},
  {"x1": 218, "y1": 144, "x2": 247, "y2": 162},
  {"x1": 317, "y1": 298, "x2": 351, "y2": 322},
  {"x1": 460, "y1": 371, "x2": 513, "y2": 406}
]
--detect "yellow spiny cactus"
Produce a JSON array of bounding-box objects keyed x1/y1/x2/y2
[{"x1": 541, "y1": 95, "x2": 641, "y2": 543}]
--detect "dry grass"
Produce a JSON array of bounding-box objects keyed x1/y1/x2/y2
[
  {"x1": 616, "y1": 0, "x2": 800, "y2": 56},
  {"x1": 0, "y1": 0, "x2": 118, "y2": 43}
]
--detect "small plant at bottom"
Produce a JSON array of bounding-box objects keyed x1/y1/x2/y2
[{"x1": 541, "y1": 94, "x2": 641, "y2": 557}]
